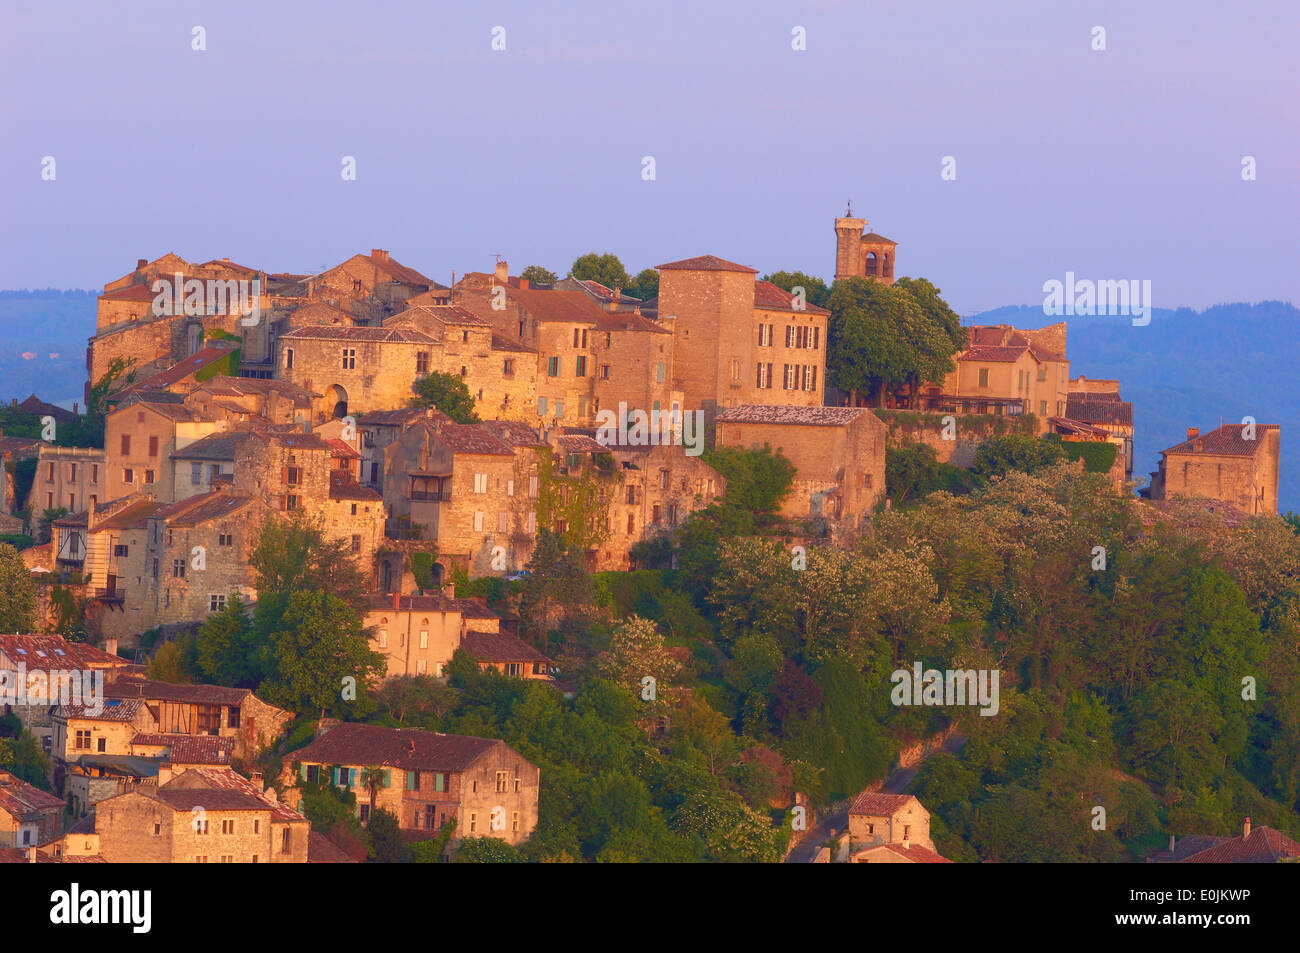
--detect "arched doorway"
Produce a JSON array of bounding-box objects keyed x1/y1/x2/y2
[
  {"x1": 186, "y1": 322, "x2": 203, "y2": 355},
  {"x1": 327, "y1": 384, "x2": 348, "y2": 419}
]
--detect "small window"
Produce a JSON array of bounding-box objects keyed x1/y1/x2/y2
[{"x1": 978, "y1": 368, "x2": 989, "y2": 388}]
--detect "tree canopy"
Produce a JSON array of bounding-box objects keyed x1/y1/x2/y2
[{"x1": 410, "y1": 370, "x2": 480, "y2": 424}]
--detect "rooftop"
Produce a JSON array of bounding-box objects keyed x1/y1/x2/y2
[
  {"x1": 655, "y1": 254, "x2": 758, "y2": 274},
  {"x1": 291, "y1": 723, "x2": 504, "y2": 772}
]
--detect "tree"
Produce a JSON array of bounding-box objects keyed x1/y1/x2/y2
[
  {"x1": 366, "y1": 807, "x2": 408, "y2": 862},
  {"x1": 194, "y1": 596, "x2": 261, "y2": 686},
  {"x1": 261, "y1": 590, "x2": 386, "y2": 719},
  {"x1": 359, "y1": 766, "x2": 388, "y2": 817},
  {"x1": 36, "y1": 507, "x2": 68, "y2": 544},
  {"x1": 0, "y1": 542, "x2": 36, "y2": 633},
  {"x1": 762, "y1": 271, "x2": 831, "y2": 309},
  {"x1": 569, "y1": 253, "x2": 630, "y2": 292},
  {"x1": 147, "y1": 639, "x2": 198, "y2": 682},
  {"x1": 249, "y1": 512, "x2": 369, "y2": 608},
  {"x1": 519, "y1": 529, "x2": 592, "y2": 651},
  {"x1": 592, "y1": 615, "x2": 681, "y2": 706},
  {"x1": 970, "y1": 434, "x2": 1066, "y2": 480},
  {"x1": 626, "y1": 268, "x2": 659, "y2": 301},
  {"x1": 519, "y1": 265, "x2": 557, "y2": 287},
  {"x1": 411, "y1": 818, "x2": 457, "y2": 862},
  {"x1": 452, "y1": 836, "x2": 524, "y2": 863},
  {"x1": 702, "y1": 445, "x2": 796, "y2": 515},
  {"x1": 410, "y1": 370, "x2": 480, "y2": 424}
]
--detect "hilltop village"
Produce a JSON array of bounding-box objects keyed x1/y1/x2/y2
[{"x1": 0, "y1": 213, "x2": 1291, "y2": 865}]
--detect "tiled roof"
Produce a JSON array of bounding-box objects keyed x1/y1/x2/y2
[
  {"x1": 0, "y1": 436, "x2": 42, "y2": 455},
  {"x1": 194, "y1": 378, "x2": 319, "y2": 400},
  {"x1": 594, "y1": 311, "x2": 671, "y2": 334},
  {"x1": 171, "y1": 432, "x2": 242, "y2": 461},
  {"x1": 280, "y1": 325, "x2": 435, "y2": 344},
  {"x1": 104, "y1": 673, "x2": 251, "y2": 706},
  {"x1": 358, "y1": 406, "x2": 448, "y2": 427},
  {"x1": 447, "y1": 598, "x2": 501, "y2": 621},
  {"x1": 129, "y1": 734, "x2": 234, "y2": 765},
  {"x1": 435, "y1": 423, "x2": 514, "y2": 456},
  {"x1": 461, "y1": 631, "x2": 549, "y2": 664},
  {"x1": 753, "y1": 280, "x2": 830, "y2": 315},
  {"x1": 655, "y1": 255, "x2": 758, "y2": 274},
  {"x1": 1049, "y1": 417, "x2": 1112, "y2": 438},
  {"x1": 94, "y1": 499, "x2": 164, "y2": 531},
  {"x1": 491, "y1": 332, "x2": 537, "y2": 354},
  {"x1": 326, "y1": 438, "x2": 360, "y2": 459},
  {"x1": 479, "y1": 420, "x2": 543, "y2": 448},
  {"x1": 575, "y1": 279, "x2": 643, "y2": 303},
  {"x1": 392, "y1": 304, "x2": 492, "y2": 328},
  {"x1": 360, "y1": 593, "x2": 460, "y2": 613},
  {"x1": 863, "y1": 843, "x2": 952, "y2": 863},
  {"x1": 117, "y1": 348, "x2": 236, "y2": 393},
  {"x1": 1162, "y1": 423, "x2": 1278, "y2": 458},
  {"x1": 498, "y1": 287, "x2": 604, "y2": 325},
  {"x1": 558, "y1": 433, "x2": 605, "y2": 453},
  {"x1": 0, "y1": 635, "x2": 126, "y2": 672},
  {"x1": 961, "y1": 345, "x2": 1028, "y2": 363},
  {"x1": 848, "y1": 792, "x2": 918, "y2": 817},
  {"x1": 151, "y1": 491, "x2": 252, "y2": 528},
  {"x1": 360, "y1": 252, "x2": 433, "y2": 288},
  {"x1": 98, "y1": 283, "x2": 157, "y2": 302},
  {"x1": 860, "y1": 231, "x2": 897, "y2": 245},
  {"x1": 251, "y1": 429, "x2": 333, "y2": 451},
  {"x1": 152, "y1": 767, "x2": 305, "y2": 822},
  {"x1": 309, "y1": 830, "x2": 359, "y2": 863},
  {"x1": 286, "y1": 301, "x2": 359, "y2": 325},
  {"x1": 329, "y1": 472, "x2": 382, "y2": 501},
  {"x1": 715, "y1": 405, "x2": 866, "y2": 427},
  {"x1": 56, "y1": 698, "x2": 145, "y2": 722},
  {"x1": 0, "y1": 770, "x2": 66, "y2": 815},
  {"x1": 1065, "y1": 395, "x2": 1134, "y2": 427},
  {"x1": 1180, "y1": 826, "x2": 1300, "y2": 863},
  {"x1": 289, "y1": 723, "x2": 501, "y2": 773}
]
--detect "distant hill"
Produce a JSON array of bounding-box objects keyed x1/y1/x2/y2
[
  {"x1": 0, "y1": 290, "x2": 96, "y2": 407},
  {"x1": 969, "y1": 301, "x2": 1300, "y2": 514}
]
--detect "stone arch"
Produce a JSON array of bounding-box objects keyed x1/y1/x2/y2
[
  {"x1": 326, "y1": 384, "x2": 348, "y2": 419},
  {"x1": 186, "y1": 322, "x2": 203, "y2": 355},
  {"x1": 863, "y1": 251, "x2": 879, "y2": 277}
]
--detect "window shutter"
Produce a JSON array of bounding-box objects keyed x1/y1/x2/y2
[
  {"x1": 406, "y1": 770, "x2": 415, "y2": 791},
  {"x1": 279, "y1": 494, "x2": 286, "y2": 512}
]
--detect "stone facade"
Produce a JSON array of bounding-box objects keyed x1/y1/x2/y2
[
  {"x1": 833, "y1": 214, "x2": 897, "y2": 283},
  {"x1": 847, "y1": 792, "x2": 935, "y2": 852},
  {"x1": 27, "y1": 446, "x2": 106, "y2": 519},
  {"x1": 1150, "y1": 423, "x2": 1281, "y2": 515}
]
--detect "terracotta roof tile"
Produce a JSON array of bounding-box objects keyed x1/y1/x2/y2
[
  {"x1": 289, "y1": 723, "x2": 503, "y2": 773},
  {"x1": 849, "y1": 792, "x2": 918, "y2": 817},
  {"x1": 434, "y1": 423, "x2": 514, "y2": 456},
  {"x1": 280, "y1": 325, "x2": 435, "y2": 344},
  {"x1": 1180, "y1": 826, "x2": 1300, "y2": 863},
  {"x1": 104, "y1": 673, "x2": 252, "y2": 706},
  {"x1": 329, "y1": 472, "x2": 382, "y2": 501},
  {"x1": 129, "y1": 734, "x2": 234, "y2": 765},
  {"x1": 1065, "y1": 395, "x2": 1134, "y2": 427},
  {"x1": 461, "y1": 631, "x2": 549, "y2": 664},
  {"x1": 0, "y1": 770, "x2": 66, "y2": 815},
  {"x1": 151, "y1": 491, "x2": 253, "y2": 527},
  {"x1": 655, "y1": 255, "x2": 758, "y2": 273},
  {"x1": 1162, "y1": 423, "x2": 1278, "y2": 457},
  {"x1": 0, "y1": 635, "x2": 126, "y2": 673},
  {"x1": 753, "y1": 280, "x2": 830, "y2": 315}
]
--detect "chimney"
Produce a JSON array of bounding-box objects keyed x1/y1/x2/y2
[
  {"x1": 1243, "y1": 817, "x2": 1251, "y2": 839},
  {"x1": 1169, "y1": 834, "x2": 1175, "y2": 852},
  {"x1": 250, "y1": 771, "x2": 264, "y2": 793},
  {"x1": 73, "y1": 402, "x2": 79, "y2": 416},
  {"x1": 316, "y1": 717, "x2": 340, "y2": 738},
  {"x1": 441, "y1": 581, "x2": 456, "y2": 598},
  {"x1": 105, "y1": 636, "x2": 118, "y2": 658},
  {"x1": 157, "y1": 762, "x2": 173, "y2": 786},
  {"x1": 26, "y1": 845, "x2": 36, "y2": 864},
  {"x1": 495, "y1": 260, "x2": 508, "y2": 283},
  {"x1": 1187, "y1": 427, "x2": 1199, "y2": 440},
  {"x1": 136, "y1": 258, "x2": 147, "y2": 270},
  {"x1": 519, "y1": 278, "x2": 529, "y2": 290},
  {"x1": 393, "y1": 590, "x2": 401, "y2": 610},
  {"x1": 222, "y1": 257, "x2": 231, "y2": 263},
  {"x1": 371, "y1": 249, "x2": 389, "y2": 262}
]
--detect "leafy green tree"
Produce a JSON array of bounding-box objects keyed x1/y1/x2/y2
[
  {"x1": 0, "y1": 730, "x2": 51, "y2": 789},
  {"x1": 366, "y1": 807, "x2": 408, "y2": 862},
  {"x1": 761, "y1": 270, "x2": 831, "y2": 309},
  {"x1": 249, "y1": 512, "x2": 369, "y2": 608},
  {"x1": 411, "y1": 818, "x2": 458, "y2": 862},
  {"x1": 410, "y1": 370, "x2": 480, "y2": 423},
  {"x1": 519, "y1": 265, "x2": 557, "y2": 286},
  {"x1": 35, "y1": 507, "x2": 68, "y2": 543},
  {"x1": 519, "y1": 529, "x2": 592, "y2": 651},
  {"x1": 0, "y1": 542, "x2": 36, "y2": 633},
  {"x1": 452, "y1": 836, "x2": 524, "y2": 863},
  {"x1": 261, "y1": 590, "x2": 386, "y2": 719},
  {"x1": 626, "y1": 268, "x2": 659, "y2": 301},
  {"x1": 886, "y1": 442, "x2": 941, "y2": 506},
  {"x1": 194, "y1": 596, "x2": 261, "y2": 686},
  {"x1": 702, "y1": 445, "x2": 796, "y2": 514},
  {"x1": 970, "y1": 433, "x2": 1066, "y2": 480},
  {"x1": 569, "y1": 253, "x2": 631, "y2": 291},
  {"x1": 147, "y1": 637, "x2": 199, "y2": 682}
]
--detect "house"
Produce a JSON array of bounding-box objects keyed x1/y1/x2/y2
[
  {"x1": 655, "y1": 255, "x2": 828, "y2": 426},
  {"x1": 847, "y1": 792, "x2": 943, "y2": 859},
  {"x1": 714, "y1": 405, "x2": 886, "y2": 533},
  {"x1": 0, "y1": 633, "x2": 131, "y2": 744},
  {"x1": 104, "y1": 391, "x2": 221, "y2": 502},
  {"x1": 1147, "y1": 423, "x2": 1280, "y2": 516},
  {"x1": 1148, "y1": 818, "x2": 1300, "y2": 863},
  {"x1": 356, "y1": 406, "x2": 450, "y2": 491},
  {"x1": 87, "y1": 765, "x2": 309, "y2": 863},
  {"x1": 0, "y1": 770, "x2": 64, "y2": 847},
  {"x1": 461, "y1": 631, "x2": 552, "y2": 679},
  {"x1": 283, "y1": 722, "x2": 539, "y2": 850},
  {"x1": 27, "y1": 445, "x2": 106, "y2": 518}
]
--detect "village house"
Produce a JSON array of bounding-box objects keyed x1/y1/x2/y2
[
  {"x1": 295, "y1": 248, "x2": 441, "y2": 323},
  {"x1": 1147, "y1": 423, "x2": 1281, "y2": 515},
  {"x1": 86, "y1": 765, "x2": 309, "y2": 863},
  {"x1": 26, "y1": 445, "x2": 106, "y2": 519},
  {"x1": 846, "y1": 792, "x2": 951, "y2": 863},
  {"x1": 714, "y1": 405, "x2": 886, "y2": 534},
  {"x1": 1147, "y1": 817, "x2": 1300, "y2": 863},
  {"x1": 283, "y1": 722, "x2": 539, "y2": 851},
  {"x1": 0, "y1": 430, "x2": 41, "y2": 516},
  {"x1": 357, "y1": 406, "x2": 451, "y2": 491},
  {"x1": 1058, "y1": 377, "x2": 1135, "y2": 483},
  {"x1": 104, "y1": 391, "x2": 224, "y2": 503},
  {"x1": 0, "y1": 770, "x2": 64, "y2": 848},
  {"x1": 653, "y1": 256, "x2": 829, "y2": 427},
  {"x1": 0, "y1": 633, "x2": 130, "y2": 746}
]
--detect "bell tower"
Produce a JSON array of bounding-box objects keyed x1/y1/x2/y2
[{"x1": 834, "y1": 204, "x2": 897, "y2": 284}]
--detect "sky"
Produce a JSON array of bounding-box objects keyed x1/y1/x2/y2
[{"x1": 1, "y1": 0, "x2": 1296, "y2": 314}]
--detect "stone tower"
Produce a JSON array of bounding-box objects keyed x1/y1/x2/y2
[{"x1": 834, "y1": 209, "x2": 897, "y2": 284}]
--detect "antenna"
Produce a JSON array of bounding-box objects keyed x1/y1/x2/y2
[
  {"x1": 494, "y1": 253, "x2": 504, "y2": 263},
  {"x1": 846, "y1": 199, "x2": 853, "y2": 217}
]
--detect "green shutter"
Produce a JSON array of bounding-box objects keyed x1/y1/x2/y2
[
  {"x1": 383, "y1": 770, "x2": 391, "y2": 788},
  {"x1": 406, "y1": 770, "x2": 415, "y2": 791},
  {"x1": 299, "y1": 764, "x2": 307, "y2": 781}
]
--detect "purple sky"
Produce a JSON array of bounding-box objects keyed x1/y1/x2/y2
[{"x1": 2, "y1": 0, "x2": 1296, "y2": 314}]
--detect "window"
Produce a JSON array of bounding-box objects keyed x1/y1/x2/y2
[
  {"x1": 758, "y1": 323, "x2": 771, "y2": 346},
  {"x1": 1040, "y1": 401, "x2": 1048, "y2": 416},
  {"x1": 512, "y1": 811, "x2": 520, "y2": 833},
  {"x1": 75, "y1": 730, "x2": 90, "y2": 750},
  {"x1": 210, "y1": 594, "x2": 226, "y2": 612},
  {"x1": 575, "y1": 356, "x2": 588, "y2": 376},
  {"x1": 626, "y1": 513, "x2": 635, "y2": 534},
  {"x1": 803, "y1": 365, "x2": 815, "y2": 390},
  {"x1": 378, "y1": 629, "x2": 388, "y2": 648},
  {"x1": 507, "y1": 479, "x2": 515, "y2": 496},
  {"x1": 537, "y1": 396, "x2": 548, "y2": 415},
  {"x1": 600, "y1": 364, "x2": 610, "y2": 380},
  {"x1": 527, "y1": 512, "x2": 537, "y2": 533},
  {"x1": 473, "y1": 473, "x2": 488, "y2": 494},
  {"x1": 195, "y1": 819, "x2": 209, "y2": 835},
  {"x1": 502, "y1": 357, "x2": 514, "y2": 375},
  {"x1": 97, "y1": 737, "x2": 106, "y2": 752},
  {"x1": 144, "y1": 469, "x2": 155, "y2": 484},
  {"x1": 786, "y1": 325, "x2": 796, "y2": 347},
  {"x1": 284, "y1": 465, "x2": 301, "y2": 486},
  {"x1": 469, "y1": 812, "x2": 477, "y2": 833},
  {"x1": 495, "y1": 771, "x2": 509, "y2": 793},
  {"x1": 652, "y1": 504, "x2": 661, "y2": 525},
  {"x1": 1037, "y1": 365, "x2": 1047, "y2": 381},
  {"x1": 69, "y1": 463, "x2": 77, "y2": 482},
  {"x1": 91, "y1": 464, "x2": 98, "y2": 483},
  {"x1": 419, "y1": 630, "x2": 429, "y2": 650},
  {"x1": 218, "y1": 532, "x2": 232, "y2": 546},
  {"x1": 528, "y1": 475, "x2": 539, "y2": 497},
  {"x1": 172, "y1": 559, "x2": 186, "y2": 579},
  {"x1": 222, "y1": 820, "x2": 235, "y2": 835},
  {"x1": 978, "y1": 368, "x2": 989, "y2": 387},
  {"x1": 120, "y1": 434, "x2": 131, "y2": 455},
  {"x1": 554, "y1": 400, "x2": 564, "y2": 417},
  {"x1": 351, "y1": 534, "x2": 361, "y2": 553},
  {"x1": 148, "y1": 435, "x2": 159, "y2": 457},
  {"x1": 416, "y1": 352, "x2": 429, "y2": 374},
  {"x1": 46, "y1": 492, "x2": 53, "y2": 510},
  {"x1": 228, "y1": 706, "x2": 240, "y2": 729},
  {"x1": 498, "y1": 511, "x2": 508, "y2": 532},
  {"x1": 281, "y1": 828, "x2": 290, "y2": 854},
  {"x1": 547, "y1": 356, "x2": 560, "y2": 377},
  {"x1": 342, "y1": 348, "x2": 356, "y2": 370},
  {"x1": 625, "y1": 485, "x2": 637, "y2": 505},
  {"x1": 473, "y1": 511, "x2": 484, "y2": 532},
  {"x1": 123, "y1": 468, "x2": 134, "y2": 485},
  {"x1": 656, "y1": 361, "x2": 664, "y2": 383},
  {"x1": 281, "y1": 494, "x2": 299, "y2": 511},
  {"x1": 191, "y1": 462, "x2": 202, "y2": 485},
  {"x1": 285, "y1": 347, "x2": 294, "y2": 369},
  {"x1": 154, "y1": 823, "x2": 161, "y2": 835},
  {"x1": 114, "y1": 544, "x2": 129, "y2": 557},
  {"x1": 783, "y1": 364, "x2": 796, "y2": 389},
  {"x1": 406, "y1": 770, "x2": 420, "y2": 791}
]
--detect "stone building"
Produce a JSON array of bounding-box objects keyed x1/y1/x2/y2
[
  {"x1": 1148, "y1": 423, "x2": 1281, "y2": 515},
  {"x1": 357, "y1": 406, "x2": 450, "y2": 491},
  {"x1": 88, "y1": 765, "x2": 309, "y2": 863},
  {"x1": 0, "y1": 432, "x2": 42, "y2": 515},
  {"x1": 283, "y1": 722, "x2": 540, "y2": 851},
  {"x1": 656, "y1": 256, "x2": 828, "y2": 426},
  {"x1": 104, "y1": 392, "x2": 222, "y2": 503},
  {"x1": 27, "y1": 445, "x2": 106, "y2": 519},
  {"x1": 1063, "y1": 378, "x2": 1135, "y2": 483},
  {"x1": 0, "y1": 633, "x2": 130, "y2": 747},
  {"x1": 847, "y1": 792, "x2": 939, "y2": 855},
  {"x1": 833, "y1": 212, "x2": 898, "y2": 283},
  {"x1": 279, "y1": 325, "x2": 436, "y2": 422},
  {"x1": 0, "y1": 770, "x2": 64, "y2": 848},
  {"x1": 714, "y1": 405, "x2": 886, "y2": 533}
]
